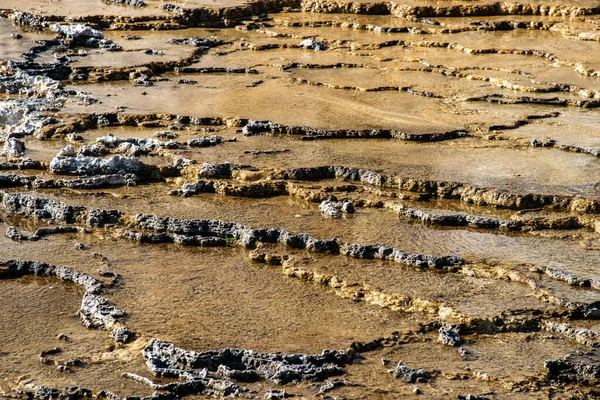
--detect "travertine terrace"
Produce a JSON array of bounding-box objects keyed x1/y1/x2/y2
[{"x1": 2, "y1": 0, "x2": 600, "y2": 399}]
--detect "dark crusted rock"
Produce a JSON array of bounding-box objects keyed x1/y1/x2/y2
[
  {"x1": 317, "y1": 378, "x2": 357, "y2": 394},
  {"x1": 65, "y1": 358, "x2": 84, "y2": 367},
  {"x1": 584, "y1": 305, "x2": 600, "y2": 320},
  {"x1": 78, "y1": 144, "x2": 110, "y2": 157},
  {"x1": 530, "y1": 138, "x2": 543, "y2": 147},
  {"x1": 242, "y1": 120, "x2": 274, "y2": 136},
  {"x1": 195, "y1": 162, "x2": 244, "y2": 179},
  {"x1": 33, "y1": 387, "x2": 61, "y2": 399},
  {"x1": 341, "y1": 202, "x2": 355, "y2": 213},
  {"x1": 57, "y1": 173, "x2": 139, "y2": 189},
  {"x1": 0, "y1": 191, "x2": 86, "y2": 223},
  {"x1": 319, "y1": 200, "x2": 355, "y2": 218},
  {"x1": 340, "y1": 243, "x2": 463, "y2": 268},
  {"x1": 217, "y1": 365, "x2": 261, "y2": 383},
  {"x1": 51, "y1": 24, "x2": 122, "y2": 51},
  {"x1": 57, "y1": 333, "x2": 69, "y2": 341},
  {"x1": 279, "y1": 231, "x2": 340, "y2": 253},
  {"x1": 58, "y1": 145, "x2": 77, "y2": 157},
  {"x1": 1, "y1": 137, "x2": 26, "y2": 157},
  {"x1": 134, "y1": 74, "x2": 153, "y2": 86},
  {"x1": 249, "y1": 250, "x2": 288, "y2": 266},
  {"x1": 264, "y1": 389, "x2": 293, "y2": 399},
  {"x1": 33, "y1": 226, "x2": 80, "y2": 237},
  {"x1": 172, "y1": 157, "x2": 197, "y2": 170},
  {"x1": 33, "y1": 386, "x2": 93, "y2": 400},
  {"x1": 30, "y1": 178, "x2": 59, "y2": 189},
  {"x1": 438, "y1": 326, "x2": 462, "y2": 347},
  {"x1": 466, "y1": 215, "x2": 503, "y2": 229},
  {"x1": 124, "y1": 230, "x2": 175, "y2": 244},
  {"x1": 0, "y1": 174, "x2": 34, "y2": 188},
  {"x1": 0, "y1": 260, "x2": 101, "y2": 293},
  {"x1": 389, "y1": 203, "x2": 513, "y2": 230},
  {"x1": 79, "y1": 293, "x2": 125, "y2": 329},
  {"x1": 545, "y1": 267, "x2": 590, "y2": 287},
  {"x1": 0, "y1": 260, "x2": 128, "y2": 337},
  {"x1": 94, "y1": 134, "x2": 177, "y2": 156},
  {"x1": 98, "y1": 390, "x2": 120, "y2": 400},
  {"x1": 0, "y1": 157, "x2": 45, "y2": 171},
  {"x1": 168, "y1": 38, "x2": 224, "y2": 47},
  {"x1": 132, "y1": 213, "x2": 461, "y2": 265},
  {"x1": 244, "y1": 148, "x2": 290, "y2": 155},
  {"x1": 459, "y1": 395, "x2": 491, "y2": 400},
  {"x1": 40, "y1": 347, "x2": 62, "y2": 357},
  {"x1": 186, "y1": 135, "x2": 223, "y2": 147},
  {"x1": 67, "y1": 133, "x2": 84, "y2": 143},
  {"x1": 154, "y1": 131, "x2": 178, "y2": 139},
  {"x1": 172, "y1": 235, "x2": 227, "y2": 247},
  {"x1": 300, "y1": 38, "x2": 327, "y2": 50},
  {"x1": 143, "y1": 338, "x2": 349, "y2": 385},
  {"x1": 49, "y1": 154, "x2": 142, "y2": 176},
  {"x1": 11, "y1": 12, "x2": 46, "y2": 30},
  {"x1": 393, "y1": 361, "x2": 430, "y2": 383},
  {"x1": 111, "y1": 327, "x2": 135, "y2": 343},
  {"x1": 172, "y1": 180, "x2": 216, "y2": 197},
  {"x1": 86, "y1": 209, "x2": 123, "y2": 228},
  {"x1": 5, "y1": 226, "x2": 39, "y2": 241},
  {"x1": 39, "y1": 386, "x2": 93, "y2": 400},
  {"x1": 545, "y1": 349, "x2": 600, "y2": 384}
]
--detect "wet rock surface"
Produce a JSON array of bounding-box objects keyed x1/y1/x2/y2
[{"x1": 2, "y1": 1, "x2": 600, "y2": 399}]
